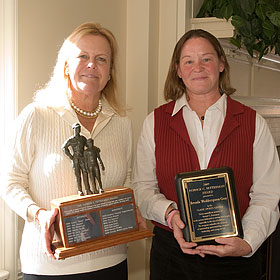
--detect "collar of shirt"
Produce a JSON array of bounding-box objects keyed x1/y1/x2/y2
[
  {"x1": 171, "y1": 93, "x2": 228, "y2": 169},
  {"x1": 172, "y1": 93, "x2": 227, "y2": 118}
]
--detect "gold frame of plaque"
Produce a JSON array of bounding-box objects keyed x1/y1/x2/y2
[
  {"x1": 51, "y1": 186, "x2": 153, "y2": 259},
  {"x1": 175, "y1": 167, "x2": 243, "y2": 244}
]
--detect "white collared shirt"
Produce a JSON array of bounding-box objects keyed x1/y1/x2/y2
[
  {"x1": 132, "y1": 94, "x2": 280, "y2": 256},
  {"x1": 174, "y1": 93, "x2": 227, "y2": 169}
]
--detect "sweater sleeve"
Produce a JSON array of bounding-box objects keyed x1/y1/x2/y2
[{"x1": 0, "y1": 104, "x2": 37, "y2": 221}]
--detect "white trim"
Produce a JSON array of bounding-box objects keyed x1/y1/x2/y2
[
  {"x1": 0, "y1": 270, "x2": 9, "y2": 280},
  {"x1": 176, "y1": 0, "x2": 187, "y2": 40},
  {"x1": 190, "y1": 17, "x2": 234, "y2": 38},
  {"x1": 0, "y1": 0, "x2": 18, "y2": 279}
]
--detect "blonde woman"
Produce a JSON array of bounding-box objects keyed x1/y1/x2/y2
[{"x1": 1, "y1": 22, "x2": 140, "y2": 279}]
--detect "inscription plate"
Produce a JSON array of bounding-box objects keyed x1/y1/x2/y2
[
  {"x1": 64, "y1": 211, "x2": 102, "y2": 244},
  {"x1": 101, "y1": 204, "x2": 136, "y2": 236},
  {"x1": 175, "y1": 167, "x2": 243, "y2": 244}
]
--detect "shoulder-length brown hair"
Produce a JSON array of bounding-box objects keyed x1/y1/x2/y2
[
  {"x1": 164, "y1": 29, "x2": 236, "y2": 101},
  {"x1": 35, "y1": 22, "x2": 123, "y2": 114}
]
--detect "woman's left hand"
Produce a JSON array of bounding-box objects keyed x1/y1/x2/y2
[
  {"x1": 37, "y1": 208, "x2": 59, "y2": 259},
  {"x1": 196, "y1": 237, "x2": 252, "y2": 257}
]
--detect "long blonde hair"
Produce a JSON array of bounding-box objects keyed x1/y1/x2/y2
[
  {"x1": 35, "y1": 22, "x2": 123, "y2": 114},
  {"x1": 164, "y1": 29, "x2": 236, "y2": 101}
]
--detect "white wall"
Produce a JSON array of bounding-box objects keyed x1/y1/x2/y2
[
  {"x1": 18, "y1": 0, "x2": 127, "y2": 112},
  {"x1": 229, "y1": 58, "x2": 280, "y2": 98},
  {"x1": 0, "y1": 1, "x2": 18, "y2": 278}
]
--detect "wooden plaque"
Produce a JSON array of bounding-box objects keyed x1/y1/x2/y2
[
  {"x1": 175, "y1": 167, "x2": 243, "y2": 244},
  {"x1": 51, "y1": 186, "x2": 153, "y2": 259}
]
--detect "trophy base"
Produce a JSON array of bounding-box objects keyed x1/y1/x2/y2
[{"x1": 53, "y1": 227, "x2": 153, "y2": 259}]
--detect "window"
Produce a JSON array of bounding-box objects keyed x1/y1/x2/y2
[{"x1": 0, "y1": 0, "x2": 19, "y2": 279}]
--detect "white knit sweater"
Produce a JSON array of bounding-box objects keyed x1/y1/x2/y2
[{"x1": 1, "y1": 99, "x2": 132, "y2": 275}]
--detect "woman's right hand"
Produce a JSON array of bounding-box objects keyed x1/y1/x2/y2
[
  {"x1": 36, "y1": 208, "x2": 59, "y2": 259},
  {"x1": 170, "y1": 212, "x2": 205, "y2": 257}
]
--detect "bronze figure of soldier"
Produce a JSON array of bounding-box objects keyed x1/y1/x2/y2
[
  {"x1": 84, "y1": 138, "x2": 105, "y2": 194},
  {"x1": 62, "y1": 123, "x2": 93, "y2": 196}
]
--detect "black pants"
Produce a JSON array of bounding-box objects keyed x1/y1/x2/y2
[
  {"x1": 22, "y1": 259, "x2": 127, "y2": 280},
  {"x1": 150, "y1": 226, "x2": 262, "y2": 280}
]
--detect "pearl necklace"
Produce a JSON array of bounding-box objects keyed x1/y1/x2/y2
[{"x1": 70, "y1": 99, "x2": 102, "y2": 119}]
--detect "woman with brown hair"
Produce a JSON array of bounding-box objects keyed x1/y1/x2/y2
[{"x1": 133, "y1": 29, "x2": 280, "y2": 280}]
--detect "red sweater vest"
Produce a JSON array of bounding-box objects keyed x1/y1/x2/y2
[{"x1": 154, "y1": 96, "x2": 256, "y2": 231}]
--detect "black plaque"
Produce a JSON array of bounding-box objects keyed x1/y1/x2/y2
[{"x1": 175, "y1": 167, "x2": 243, "y2": 244}]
